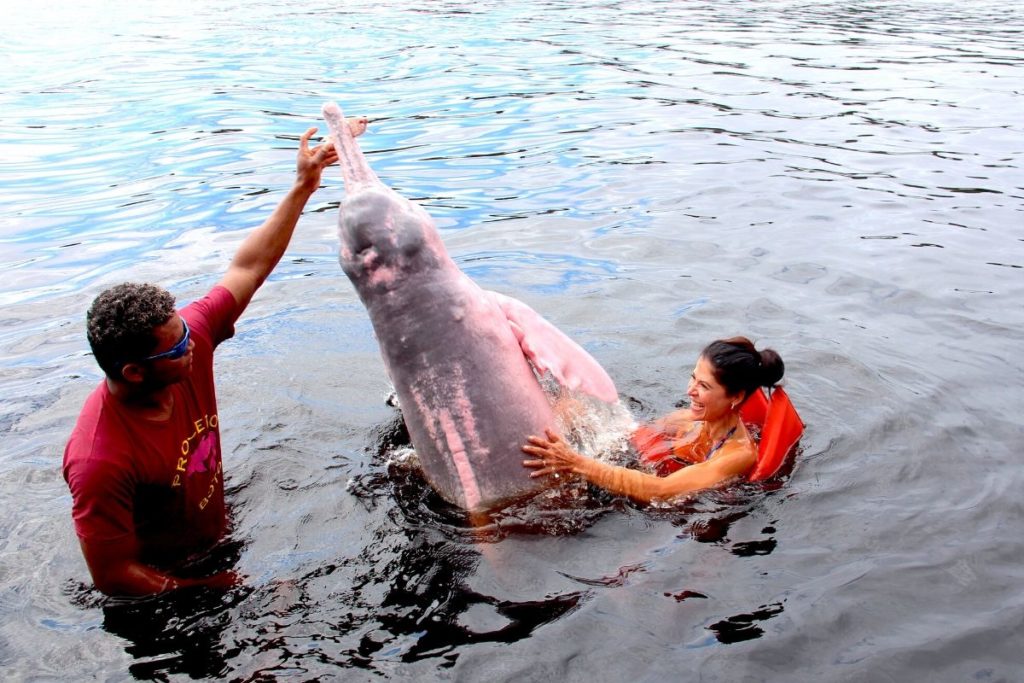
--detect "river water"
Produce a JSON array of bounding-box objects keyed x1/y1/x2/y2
[{"x1": 2, "y1": 1, "x2": 1022, "y2": 680}]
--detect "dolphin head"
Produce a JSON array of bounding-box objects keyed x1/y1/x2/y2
[
  {"x1": 323, "y1": 102, "x2": 455, "y2": 290},
  {"x1": 338, "y1": 186, "x2": 450, "y2": 287}
]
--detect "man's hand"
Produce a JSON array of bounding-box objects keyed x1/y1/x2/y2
[
  {"x1": 80, "y1": 536, "x2": 241, "y2": 596},
  {"x1": 295, "y1": 117, "x2": 368, "y2": 192},
  {"x1": 295, "y1": 127, "x2": 339, "y2": 193},
  {"x1": 218, "y1": 119, "x2": 366, "y2": 313}
]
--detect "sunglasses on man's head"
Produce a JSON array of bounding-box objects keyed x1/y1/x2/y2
[{"x1": 141, "y1": 318, "x2": 191, "y2": 362}]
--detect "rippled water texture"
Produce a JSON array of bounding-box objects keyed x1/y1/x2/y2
[{"x1": 2, "y1": 1, "x2": 1022, "y2": 680}]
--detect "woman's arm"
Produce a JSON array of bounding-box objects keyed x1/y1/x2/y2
[{"x1": 523, "y1": 429, "x2": 754, "y2": 504}]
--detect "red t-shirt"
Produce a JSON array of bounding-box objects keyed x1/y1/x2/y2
[{"x1": 63, "y1": 286, "x2": 238, "y2": 569}]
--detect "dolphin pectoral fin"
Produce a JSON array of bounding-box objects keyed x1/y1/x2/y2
[
  {"x1": 488, "y1": 291, "x2": 619, "y2": 404},
  {"x1": 507, "y1": 319, "x2": 526, "y2": 344}
]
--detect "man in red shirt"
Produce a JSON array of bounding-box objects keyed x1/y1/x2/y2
[{"x1": 63, "y1": 122, "x2": 362, "y2": 596}]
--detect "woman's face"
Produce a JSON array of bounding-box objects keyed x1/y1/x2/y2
[{"x1": 686, "y1": 355, "x2": 737, "y2": 422}]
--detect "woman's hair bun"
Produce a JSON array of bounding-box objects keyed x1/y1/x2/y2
[{"x1": 758, "y1": 348, "x2": 784, "y2": 387}]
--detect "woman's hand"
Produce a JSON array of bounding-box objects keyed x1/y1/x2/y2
[{"x1": 522, "y1": 429, "x2": 583, "y2": 480}]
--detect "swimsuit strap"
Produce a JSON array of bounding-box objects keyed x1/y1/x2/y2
[
  {"x1": 668, "y1": 424, "x2": 738, "y2": 467},
  {"x1": 706, "y1": 426, "x2": 738, "y2": 461}
]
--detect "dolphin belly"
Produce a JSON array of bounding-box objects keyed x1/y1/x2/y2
[{"x1": 367, "y1": 277, "x2": 553, "y2": 510}]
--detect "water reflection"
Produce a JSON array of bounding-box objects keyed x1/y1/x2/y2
[
  {"x1": 102, "y1": 587, "x2": 243, "y2": 680},
  {"x1": 66, "y1": 538, "x2": 248, "y2": 680},
  {"x1": 707, "y1": 601, "x2": 785, "y2": 644},
  {"x1": 350, "y1": 535, "x2": 586, "y2": 667}
]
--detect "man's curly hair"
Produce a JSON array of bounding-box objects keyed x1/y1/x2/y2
[{"x1": 87, "y1": 283, "x2": 177, "y2": 378}]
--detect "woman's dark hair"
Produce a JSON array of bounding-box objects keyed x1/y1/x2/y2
[
  {"x1": 86, "y1": 282, "x2": 176, "y2": 378},
  {"x1": 700, "y1": 336, "x2": 784, "y2": 399}
]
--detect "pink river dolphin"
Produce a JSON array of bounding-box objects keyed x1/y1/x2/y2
[{"x1": 323, "y1": 101, "x2": 619, "y2": 512}]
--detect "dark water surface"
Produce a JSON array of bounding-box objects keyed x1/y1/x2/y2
[{"x1": 2, "y1": 1, "x2": 1022, "y2": 680}]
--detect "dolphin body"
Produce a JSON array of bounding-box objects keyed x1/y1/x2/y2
[{"x1": 323, "y1": 102, "x2": 618, "y2": 512}]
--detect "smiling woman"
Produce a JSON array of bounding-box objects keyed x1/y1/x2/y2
[{"x1": 522, "y1": 337, "x2": 785, "y2": 504}]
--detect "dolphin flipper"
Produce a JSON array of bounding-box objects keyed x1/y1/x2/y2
[{"x1": 488, "y1": 291, "x2": 618, "y2": 404}]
